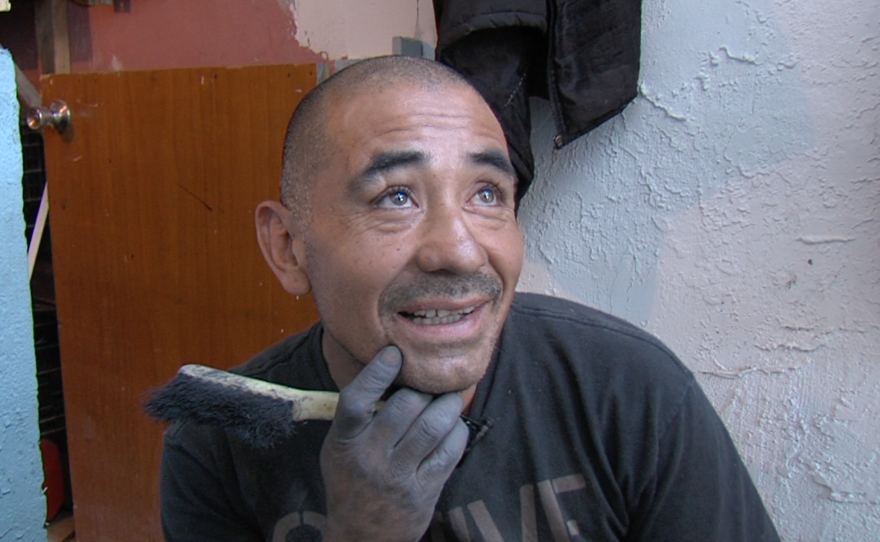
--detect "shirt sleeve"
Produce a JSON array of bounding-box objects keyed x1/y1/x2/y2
[
  {"x1": 627, "y1": 380, "x2": 781, "y2": 542},
  {"x1": 160, "y1": 422, "x2": 263, "y2": 542}
]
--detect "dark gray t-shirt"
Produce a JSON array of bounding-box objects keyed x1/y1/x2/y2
[{"x1": 160, "y1": 293, "x2": 780, "y2": 541}]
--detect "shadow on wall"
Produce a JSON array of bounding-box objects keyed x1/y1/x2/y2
[{"x1": 516, "y1": 0, "x2": 813, "y2": 326}]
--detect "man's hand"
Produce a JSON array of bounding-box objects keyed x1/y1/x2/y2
[{"x1": 320, "y1": 346, "x2": 469, "y2": 542}]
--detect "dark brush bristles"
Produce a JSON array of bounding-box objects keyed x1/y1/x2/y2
[{"x1": 143, "y1": 372, "x2": 300, "y2": 448}]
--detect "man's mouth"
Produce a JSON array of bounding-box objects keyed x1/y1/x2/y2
[{"x1": 401, "y1": 306, "x2": 477, "y2": 325}]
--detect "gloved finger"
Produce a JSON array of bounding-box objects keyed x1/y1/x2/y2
[
  {"x1": 331, "y1": 345, "x2": 402, "y2": 439},
  {"x1": 369, "y1": 387, "x2": 434, "y2": 448},
  {"x1": 389, "y1": 392, "x2": 465, "y2": 476},
  {"x1": 416, "y1": 414, "x2": 469, "y2": 487}
]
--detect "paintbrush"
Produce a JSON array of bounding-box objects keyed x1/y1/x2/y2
[
  {"x1": 144, "y1": 364, "x2": 492, "y2": 452},
  {"x1": 143, "y1": 364, "x2": 340, "y2": 448}
]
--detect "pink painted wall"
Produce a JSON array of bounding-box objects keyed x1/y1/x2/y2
[
  {"x1": 67, "y1": 0, "x2": 324, "y2": 74},
  {"x1": 4, "y1": 0, "x2": 434, "y2": 92}
]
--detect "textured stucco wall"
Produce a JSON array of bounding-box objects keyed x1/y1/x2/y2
[
  {"x1": 517, "y1": 0, "x2": 880, "y2": 540},
  {"x1": 0, "y1": 49, "x2": 45, "y2": 541}
]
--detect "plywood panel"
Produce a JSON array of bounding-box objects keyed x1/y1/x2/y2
[{"x1": 41, "y1": 65, "x2": 320, "y2": 541}]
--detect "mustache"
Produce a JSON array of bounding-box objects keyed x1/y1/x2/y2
[{"x1": 380, "y1": 273, "x2": 503, "y2": 311}]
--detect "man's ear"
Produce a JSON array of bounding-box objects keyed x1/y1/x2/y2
[{"x1": 255, "y1": 200, "x2": 311, "y2": 296}]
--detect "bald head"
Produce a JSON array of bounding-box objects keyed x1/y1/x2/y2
[{"x1": 279, "y1": 56, "x2": 486, "y2": 222}]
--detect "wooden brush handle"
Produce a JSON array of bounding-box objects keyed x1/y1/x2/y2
[{"x1": 179, "y1": 364, "x2": 340, "y2": 421}]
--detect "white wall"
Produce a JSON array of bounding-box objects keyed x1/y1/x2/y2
[
  {"x1": 517, "y1": 0, "x2": 880, "y2": 540},
  {"x1": 285, "y1": 0, "x2": 437, "y2": 59},
  {"x1": 0, "y1": 48, "x2": 45, "y2": 541}
]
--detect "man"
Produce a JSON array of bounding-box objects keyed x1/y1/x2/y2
[{"x1": 160, "y1": 56, "x2": 780, "y2": 541}]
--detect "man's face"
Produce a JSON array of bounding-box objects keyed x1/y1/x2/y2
[{"x1": 299, "y1": 82, "x2": 524, "y2": 395}]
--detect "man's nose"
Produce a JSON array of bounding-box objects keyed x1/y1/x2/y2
[{"x1": 414, "y1": 204, "x2": 488, "y2": 275}]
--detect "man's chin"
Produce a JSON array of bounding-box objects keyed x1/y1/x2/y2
[
  {"x1": 394, "y1": 375, "x2": 474, "y2": 395},
  {"x1": 383, "y1": 329, "x2": 501, "y2": 394},
  {"x1": 394, "y1": 356, "x2": 490, "y2": 395}
]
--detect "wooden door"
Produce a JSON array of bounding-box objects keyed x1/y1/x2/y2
[{"x1": 40, "y1": 65, "x2": 320, "y2": 541}]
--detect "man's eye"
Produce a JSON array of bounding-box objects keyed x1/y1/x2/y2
[
  {"x1": 474, "y1": 186, "x2": 499, "y2": 205},
  {"x1": 377, "y1": 188, "x2": 414, "y2": 208}
]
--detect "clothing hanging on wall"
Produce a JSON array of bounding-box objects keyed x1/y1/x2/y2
[{"x1": 434, "y1": 0, "x2": 642, "y2": 202}]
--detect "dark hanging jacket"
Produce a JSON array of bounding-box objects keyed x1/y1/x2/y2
[{"x1": 434, "y1": 0, "x2": 642, "y2": 202}]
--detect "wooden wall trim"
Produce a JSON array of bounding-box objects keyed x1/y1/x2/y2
[{"x1": 35, "y1": 0, "x2": 71, "y2": 75}]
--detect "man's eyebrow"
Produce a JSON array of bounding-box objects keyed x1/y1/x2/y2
[
  {"x1": 357, "y1": 150, "x2": 427, "y2": 182},
  {"x1": 469, "y1": 150, "x2": 516, "y2": 180}
]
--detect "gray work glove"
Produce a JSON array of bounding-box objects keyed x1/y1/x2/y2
[{"x1": 320, "y1": 345, "x2": 469, "y2": 542}]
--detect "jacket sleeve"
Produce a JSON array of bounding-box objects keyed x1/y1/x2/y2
[
  {"x1": 628, "y1": 380, "x2": 781, "y2": 542},
  {"x1": 160, "y1": 423, "x2": 263, "y2": 542}
]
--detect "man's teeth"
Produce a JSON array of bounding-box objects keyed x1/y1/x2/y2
[{"x1": 408, "y1": 306, "x2": 476, "y2": 325}]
